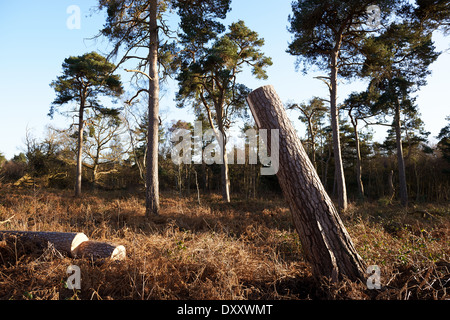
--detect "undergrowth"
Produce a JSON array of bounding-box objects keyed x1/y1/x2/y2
[{"x1": 0, "y1": 185, "x2": 448, "y2": 300}]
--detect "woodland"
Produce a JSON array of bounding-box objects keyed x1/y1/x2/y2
[{"x1": 0, "y1": 0, "x2": 449, "y2": 301}]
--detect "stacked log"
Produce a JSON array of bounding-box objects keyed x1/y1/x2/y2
[{"x1": 0, "y1": 230, "x2": 126, "y2": 261}]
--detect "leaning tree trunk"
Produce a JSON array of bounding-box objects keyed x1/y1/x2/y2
[
  {"x1": 145, "y1": 0, "x2": 160, "y2": 217},
  {"x1": 247, "y1": 85, "x2": 366, "y2": 282}
]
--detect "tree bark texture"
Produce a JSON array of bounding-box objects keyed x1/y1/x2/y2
[
  {"x1": 146, "y1": 0, "x2": 160, "y2": 217},
  {"x1": 247, "y1": 85, "x2": 366, "y2": 282}
]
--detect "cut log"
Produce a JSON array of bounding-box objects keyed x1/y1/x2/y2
[
  {"x1": 76, "y1": 241, "x2": 126, "y2": 261},
  {"x1": 246, "y1": 85, "x2": 366, "y2": 282},
  {"x1": 0, "y1": 231, "x2": 88, "y2": 257}
]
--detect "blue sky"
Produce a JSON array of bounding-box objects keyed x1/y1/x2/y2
[{"x1": 0, "y1": 0, "x2": 449, "y2": 159}]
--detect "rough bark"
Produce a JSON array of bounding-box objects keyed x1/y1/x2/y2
[
  {"x1": 330, "y1": 51, "x2": 348, "y2": 212},
  {"x1": 145, "y1": 0, "x2": 160, "y2": 217},
  {"x1": 247, "y1": 85, "x2": 366, "y2": 282}
]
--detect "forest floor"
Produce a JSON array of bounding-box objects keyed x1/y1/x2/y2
[{"x1": 0, "y1": 184, "x2": 449, "y2": 300}]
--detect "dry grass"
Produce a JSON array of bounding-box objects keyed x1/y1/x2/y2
[{"x1": 0, "y1": 184, "x2": 448, "y2": 300}]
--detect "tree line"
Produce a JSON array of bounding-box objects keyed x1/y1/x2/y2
[{"x1": 1, "y1": 0, "x2": 449, "y2": 214}]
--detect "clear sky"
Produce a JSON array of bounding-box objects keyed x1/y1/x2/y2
[{"x1": 0, "y1": 0, "x2": 449, "y2": 159}]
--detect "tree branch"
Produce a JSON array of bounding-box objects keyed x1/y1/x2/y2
[
  {"x1": 124, "y1": 69, "x2": 154, "y2": 81},
  {"x1": 125, "y1": 88, "x2": 150, "y2": 105}
]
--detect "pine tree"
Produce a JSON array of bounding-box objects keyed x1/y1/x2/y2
[
  {"x1": 361, "y1": 22, "x2": 440, "y2": 206},
  {"x1": 287, "y1": 97, "x2": 327, "y2": 170},
  {"x1": 176, "y1": 20, "x2": 272, "y2": 202},
  {"x1": 287, "y1": 0, "x2": 401, "y2": 211},
  {"x1": 49, "y1": 52, "x2": 123, "y2": 197}
]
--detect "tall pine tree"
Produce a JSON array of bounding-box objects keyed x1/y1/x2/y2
[
  {"x1": 287, "y1": 0, "x2": 400, "y2": 211},
  {"x1": 49, "y1": 52, "x2": 123, "y2": 197},
  {"x1": 176, "y1": 19, "x2": 272, "y2": 202}
]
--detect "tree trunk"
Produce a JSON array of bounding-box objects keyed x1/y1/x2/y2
[
  {"x1": 92, "y1": 160, "x2": 99, "y2": 188},
  {"x1": 194, "y1": 168, "x2": 201, "y2": 205},
  {"x1": 307, "y1": 120, "x2": 317, "y2": 170},
  {"x1": 221, "y1": 153, "x2": 231, "y2": 202},
  {"x1": 146, "y1": 0, "x2": 160, "y2": 217},
  {"x1": 247, "y1": 85, "x2": 366, "y2": 282},
  {"x1": 0, "y1": 231, "x2": 88, "y2": 257},
  {"x1": 352, "y1": 118, "x2": 364, "y2": 198},
  {"x1": 75, "y1": 106, "x2": 85, "y2": 197},
  {"x1": 388, "y1": 169, "x2": 395, "y2": 201},
  {"x1": 321, "y1": 138, "x2": 332, "y2": 189},
  {"x1": 394, "y1": 101, "x2": 408, "y2": 207},
  {"x1": 330, "y1": 51, "x2": 348, "y2": 212},
  {"x1": 311, "y1": 132, "x2": 317, "y2": 171},
  {"x1": 219, "y1": 128, "x2": 231, "y2": 203},
  {"x1": 415, "y1": 163, "x2": 420, "y2": 202}
]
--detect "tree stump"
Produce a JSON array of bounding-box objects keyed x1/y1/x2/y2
[
  {"x1": 246, "y1": 85, "x2": 366, "y2": 282},
  {"x1": 0, "y1": 231, "x2": 88, "y2": 257}
]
